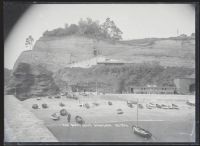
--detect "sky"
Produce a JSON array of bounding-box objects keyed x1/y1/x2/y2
[{"x1": 4, "y1": 4, "x2": 195, "y2": 69}]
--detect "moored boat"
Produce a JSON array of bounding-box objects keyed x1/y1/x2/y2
[{"x1": 132, "y1": 98, "x2": 152, "y2": 139}]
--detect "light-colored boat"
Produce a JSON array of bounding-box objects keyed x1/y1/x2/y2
[
  {"x1": 51, "y1": 113, "x2": 60, "y2": 120},
  {"x1": 132, "y1": 126, "x2": 152, "y2": 138},
  {"x1": 132, "y1": 99, "x2": 152, "y2": 138}
]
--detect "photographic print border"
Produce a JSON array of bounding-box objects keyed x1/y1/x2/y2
[{"x1": 1, "y1": 0, "x2": 200, "y2": 145}]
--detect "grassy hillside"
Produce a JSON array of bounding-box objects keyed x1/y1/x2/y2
[{"x1": 54, "y1": 63, "x2": 194, "y2": 93}]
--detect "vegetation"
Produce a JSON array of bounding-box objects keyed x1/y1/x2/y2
[
  {"x1": 54, "y1": 63, "x2": 194, "y2": 93},
  {"x1": 25, "y1": 35, "x2": 34, "y2": 50},
  {"x1": 43, "y1": 18, "x2": 123, "y2": 41}
]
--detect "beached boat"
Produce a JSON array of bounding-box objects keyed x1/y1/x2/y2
[
  {"x1": 172, "y1": 103, "x2": 179, "y2": 109},
  {"x1": 161, "y1": 104, "x2": 169, "y2": 109},
  {"x1": 75, "y1": 116, "x2": 85, "y2": 125},
  {"x1": 132, "y1": 125, "x2": 152, "y2": 138},
  {"x1": 146, "y1": 102, "x2": 156, "y2": 109},
  {"x1": 127, "y1": 100, "x2": 138, "y2": 105},
  {"x1": 108, "y1": 101, "x2": 113, "y2": 105},
  {"x1": 156, "y1": 104, "x2": 162, "y2": 108},
  {"x1": 138, "y1": 104, "x2": 143, "y2": 109},
  {"x1": 127, "y1": 103, "x2": 134, "y2": 108},
  {"x1": 186, "y1": 100, "x2": 195, "y2": 106},
  {"x1": 36, "y1": 97, "x2": 41, "y2": 100},
  {"x1": 146, "y1": 104, "x2": 152, "y2": 109},
  {"x1": 51, "y1": 113, "x2": 60, "y2": 120}
]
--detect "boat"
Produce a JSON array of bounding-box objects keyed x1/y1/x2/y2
[
  {"x1": 138, "y1": 104, "x2": 143, "y2": 109},
  {"x1": 75, "y1": 116, "x2": 85, "y2": 125},
  {"x1": 108, "y1": 101, "x2": 113, "y2": 105},
  {"x1": 186, "y1": 100, "x2": 195, "y2": 106},
  {"x1": 132, "y1": 125, "x2": 152, "y2": 138},
  {"x1": 132, "y1": 99, "x2": 152, "y2": 138},
  {"x1": 146, "y1": 102, "x2": 156, "y2": 109},
  {"x1": 127, "y1": 100, "x2": 138, "y2": 105},
  {"x1": 156, "y1": 104, "x2": 162, "y2": 108},
  {"x1": 146, "y1": 104, "x2": 152, "y2": 109},
  {"x1": 51, "y1": 113, "x2": 60, "y2": 120},
  {"x1": 117, "y1": 110, "x2": 124, "y2": 114},
  {"x1": 127, "y1": 103, "x2": 134, "y2": 108},
  {"x1": 171, "y1": 104, "x2": 179, "y2": 109},
  {"x1": 161, "y1": 104, "x2": 169, "y2": 109},
  {"x1": 36, "y1": 97, "x2": 41, "y2": 100},
  {"x1": 93, "y1": 102, "x2": 99, "y2": 106}
]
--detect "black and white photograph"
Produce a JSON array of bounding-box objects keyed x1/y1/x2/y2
[{"x1": 4, "y1": 3, "x2": 196, "y2": 143}]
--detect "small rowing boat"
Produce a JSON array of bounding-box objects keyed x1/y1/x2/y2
[{"x1": 132, "y1": 125, "x2": 152, "y2": 138}]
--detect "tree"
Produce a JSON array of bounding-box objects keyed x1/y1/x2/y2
[
  {"x1": 100, "y1": 18, "x2": 123, "y2": 41},
  {"x1": 42, "y1": 17, "x2": 123, "y2": 41},
  {"x1": 25, "y1": 35, "x2": 34, "y2": 50},
  {"x1": 78, "y1": 18, "x2": 101, "y2": 39},
  {"x1": 68, "y1": 24, "x2": 79, "y2": 35}
]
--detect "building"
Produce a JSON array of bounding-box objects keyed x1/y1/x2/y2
[
  {"x1": 174, "y1": 74, "x2": 195, "y2": 95},
  {"x1": 97, "y1": 58, "x2": 125, "y2": 66},
  {"x1": 68, "y1": 56, "x2": 125, "y2": 68},
  {"x1": 126, "y1": 85, "x2": 176, "y2": 94}
]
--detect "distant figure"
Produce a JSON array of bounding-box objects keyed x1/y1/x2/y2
[{"x1": 67, "y1": 113, "x2": 71, "y2": 123}]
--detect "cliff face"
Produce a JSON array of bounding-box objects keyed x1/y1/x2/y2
[
  {"x1": 14, "y1": 35, "x2": 195, "y2": 72},
  {"x1": 6, "y1": 63, "x2": 59, "y2": 100}
]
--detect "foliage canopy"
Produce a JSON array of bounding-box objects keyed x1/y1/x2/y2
[{"x1": 43, "y1": 17, "x2": 123, "y2": 41}]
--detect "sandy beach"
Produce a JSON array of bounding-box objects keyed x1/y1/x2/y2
[{"x1": 20, "y1": 93, "x2": 195, "y2": 142}]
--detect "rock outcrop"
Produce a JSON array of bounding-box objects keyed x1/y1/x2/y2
[{"x1": 6, "y1": 63, "x2": 59, "y2": 100}]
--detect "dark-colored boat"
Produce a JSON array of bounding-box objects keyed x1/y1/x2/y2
[
  {"x1": 156, "y1": 104, "x2": 162, "y2": 108},
  {"x1": 186, "y1": 100, "x2": 195, "y2": 106},
  {"x1": 138, "y1": 104, "x2": 143, "y2": 109},
  {"x1": 75, "y1": 116, "x2": 85, "y2": 125},
  {"x1": 108, "y1": 101, "x2": 113, "y2": 105},
  {"x1": 172, "y1": 104, "x2": 179, "y2": 109},
  {"x1": 132, "y1": 125, "x2": 152, "y2": 138},
  {"x1": 127, "y1": 103, "x2": 133, "y2": 108}
]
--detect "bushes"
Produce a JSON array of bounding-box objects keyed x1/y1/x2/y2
[
  {"x1": 55, "y1": 63, "x2": 194, "y2": 94},
  {"x1": 42, "y1": 18, "x2": 123, "y2": 42}
]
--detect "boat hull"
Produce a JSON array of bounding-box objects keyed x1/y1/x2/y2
[{"x1": 132, "y1": 126, "x2": 152, "y2": 138}]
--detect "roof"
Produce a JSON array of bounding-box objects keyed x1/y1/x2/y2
[
  {"x1": 127, "y1": 85, "x2": 176, "y2": 89},
  {"x1": 97, "y1": 61, "x2": 125, "y2": 64}
]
